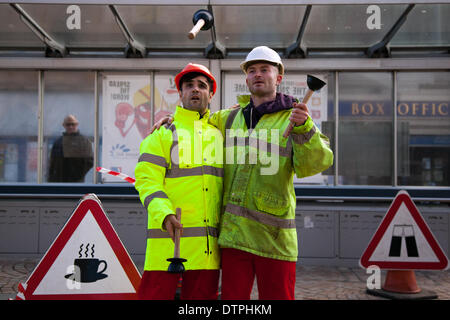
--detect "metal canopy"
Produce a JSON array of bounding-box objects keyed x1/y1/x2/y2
[{"x1": 0, "y1": 1, "x2": 448, "y2": 59}]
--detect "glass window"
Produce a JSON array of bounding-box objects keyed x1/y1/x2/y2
[
  {"x1": 20, "y1": 4, "x2": 126, "y2": 49},
  {"x1": 0, "y1": 71, "x2": 38, "y2": 182},
  {"x1": 0, "y1": 4, "x2": 45, "y2": 49},
  {"x1": 115, "y1": 6, "x2": 209, "y2": 49},
  {"x1": 338, "y1": 72, "x2": 393, "y2": 185},
  {"x1": 304, "y1": 4, "x2": 408, "y2": 48},
  {"x1": 321, "y1": 73, "x2": 335, "y2": 186},
  {"x1": 391, "y1": 4, "x2": 450, "y2": 47},
  {"x1": 43, "y1": 71, "x2": 95, "y2": 183},
  {"x1": 214, "y1": 6, "x2": 305, "y2": 49},
  {"x1": 397, "y1": 72, "x2": 450, "y2": 186}
]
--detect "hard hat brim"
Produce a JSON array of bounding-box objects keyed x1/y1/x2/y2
[{"x1": 240, "y1": 59, "x2": 284, "y2": 75}]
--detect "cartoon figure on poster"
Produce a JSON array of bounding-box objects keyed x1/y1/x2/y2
[
  {"x1": 154, "y1": 74, "x2": 181, "y2": 122},
  {"x1": 114, "y1": 85, "x2": 152, "y2": 139}
]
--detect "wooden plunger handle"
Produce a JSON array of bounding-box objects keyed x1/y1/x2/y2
[
  {"x1": 173, "y1": 208, "x2": 182, "y2": 258},
  {"x1": 188, "y1": 19, "x2": 205, "y2": 39},
  {"x1": 282, "y1": 89, "x2": 314, "y2": 138}
]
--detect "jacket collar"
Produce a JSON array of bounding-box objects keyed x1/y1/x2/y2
[
  {"x1": 174, "y1": 105, "x2": 210, "y2": 123},
  {"x1": 237, "y1": 93, "x2": 296, "y2": 114},
  {"x1": 238, "y1": 93, "x2": 296, "y2": 130}
]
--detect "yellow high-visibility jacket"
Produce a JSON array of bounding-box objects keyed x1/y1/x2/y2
[
  {"x1": 135, "y1": 106, "x2": 223, "y2": 271},
  {"x1": 209, "y1": 95, "x2": 333, "y2": 261}
]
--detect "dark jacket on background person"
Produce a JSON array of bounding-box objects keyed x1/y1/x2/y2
[{"x1": 48, "y1": 131, "x2": 93, "y2": 182}]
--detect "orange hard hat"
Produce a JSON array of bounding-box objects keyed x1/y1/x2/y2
[{"x1": 174, "y1": 63, "x2": 217, "y2": 95}]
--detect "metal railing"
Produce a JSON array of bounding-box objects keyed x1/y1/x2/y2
[{"x1": 0, "y1": 184, "x2": 449, "y2": 203}]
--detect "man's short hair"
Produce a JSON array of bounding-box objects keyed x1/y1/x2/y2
[{"x1": 179, "y1": 72, "x2": 214, "y2": 93}]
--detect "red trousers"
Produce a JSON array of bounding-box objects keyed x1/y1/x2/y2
[
  {"x1": 138, "y1": 270, "x2": 219, "y2": 300},
  {"x1": 221, "y1": 248, "x2": 296, "y2": 300}
]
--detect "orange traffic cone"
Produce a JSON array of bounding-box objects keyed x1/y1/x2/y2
[
  {"x1": 382, "y1": 270, "x2": 421, "y2": 294},
  {"x1": 367, "y1": 269, "x2": 438, "y2": 299}
]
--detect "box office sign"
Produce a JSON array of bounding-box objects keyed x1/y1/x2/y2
[
  {"x1": 102, "y1": 75, "x2": 151, "y2": 182},
  {"x1": 340, "y1": 101, "x2": 449, "y2": 119}
]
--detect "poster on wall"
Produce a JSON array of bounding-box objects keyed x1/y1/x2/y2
[
  {"x1": 102, "y1": 75, "x2": 151, "y2": 182},
  {"x1": 223, "y1": 73, "x2": 329, "y2": 184}
]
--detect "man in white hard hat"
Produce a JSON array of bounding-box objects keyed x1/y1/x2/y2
[
  {"x1": 151, "y1": 46, "x2": 333, "y2": 299},
  {"x1": 209, "y1": 46, "x2": 333, "y2": 300}
]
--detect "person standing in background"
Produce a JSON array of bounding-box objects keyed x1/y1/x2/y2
[{"x1": 48, "y1": 114, "x2": 93, "y2": 182}]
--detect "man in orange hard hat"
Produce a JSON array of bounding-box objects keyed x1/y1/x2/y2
[{"x1": 135, "y1": 63, "x2": 223, "y2": 299}]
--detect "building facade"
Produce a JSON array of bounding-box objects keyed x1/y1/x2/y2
[{"x1": 0, "y1": 1, "x2": 449, "y2": 265}]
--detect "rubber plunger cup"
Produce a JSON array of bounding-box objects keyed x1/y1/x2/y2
[
  {"x1": 188, "y1": 9, "x2": 214, "y2": 39},
  {"x1": 282, "y1": 75, "x2": 326, "y2": 138},
  {"x1": 382, "y1": 270, "x2": 421, "y2": 294},
  {"x1": 167, "y1": 208, "x2": 187, "y2": 273},
  {"x1": 167, "y1": 257, "x2": 187, "y2": 273}
]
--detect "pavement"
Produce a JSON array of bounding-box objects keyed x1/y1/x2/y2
[{"x1": 1, "y1": 257, "x2": 450, "y2": 300}]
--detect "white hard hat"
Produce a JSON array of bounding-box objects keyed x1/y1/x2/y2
[{"x1": 240, "y1": 46, "x2": 284, "y2": 75}]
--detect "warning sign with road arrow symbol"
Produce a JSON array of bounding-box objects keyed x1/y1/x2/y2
[{"x1": 360, "y1": 190, "x2": 449, "y2": 270}]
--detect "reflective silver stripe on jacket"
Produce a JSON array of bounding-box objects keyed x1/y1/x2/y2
[
  {"x1": 290, "y1": 126, "x2": 316, "y2": 145},
  {"x1": 144, "y1": 191, "x2": 168, "y2": 208},
  {"x1": 225, "y1": 203, "x2": 296, "y2": 229},
  {"x1": 225, "y1": 108, "x2": 241, "y2": 130},
  {"x1": 164, "y1": 122, "x2": 223, "y2": 178},
  {"x1": 138, "y1": 153, "x2": 168, "y2": 168},
  {"x1": 226, "y1": 136, "x2": 291, "y2": 158},
  {"x1": 147, "y1": 226, "x2": 219, "y2": 239},
  {"x1": 224, "y1": 108, "x2": 292, "y2": 158},
  {"x1": 166, "y1": 165, "x2": 224, "y2": 178},
  {"x1": 168, "y1": 123, "x2": 179, "y2": 165}
]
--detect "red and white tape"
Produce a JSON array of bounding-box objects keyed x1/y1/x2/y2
[
  {"x1": 96, "y1": 167, "x2": 135, "y2": 185},
  {"x1": 11, "y1": 282, "x2": 27, "y2": 300}
]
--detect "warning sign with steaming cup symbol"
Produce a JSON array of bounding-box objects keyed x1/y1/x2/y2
[
  {"x1": 65, "y1": 243, "x2": 108, "y2": 283},
  {"x1": 15, "y1": 194, "x2": 141, "y2": 299}
]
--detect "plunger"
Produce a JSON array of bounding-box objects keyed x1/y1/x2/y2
[
  {"x1": 167, "y1": 208, "x2": 187, "y2": 273},
  {"x1": 283, "y1": 75, "x2": 326, "y2": 138},
  {"x1": 188, "y1": 9, "x2": 214, "y2": 39}
]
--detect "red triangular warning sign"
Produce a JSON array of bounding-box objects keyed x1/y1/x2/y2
[
  {"x1": 360, "y1": 190, "x2": 449, "y2": 270},
  {"x1": 20, "y1": 194, "x2": 141, "y2": 300}
]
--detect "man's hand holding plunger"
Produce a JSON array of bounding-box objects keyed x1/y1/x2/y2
[
  {"x1": 163, "y1": 214, "x2": 183, "y2": 242},
  {"x1": 289, "y1": 102, "x2": 310, "y2": 127}
]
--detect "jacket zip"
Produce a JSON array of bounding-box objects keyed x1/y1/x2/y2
[{"x1": 200, "y1": 128, "x2": 210, "y2": 256}]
